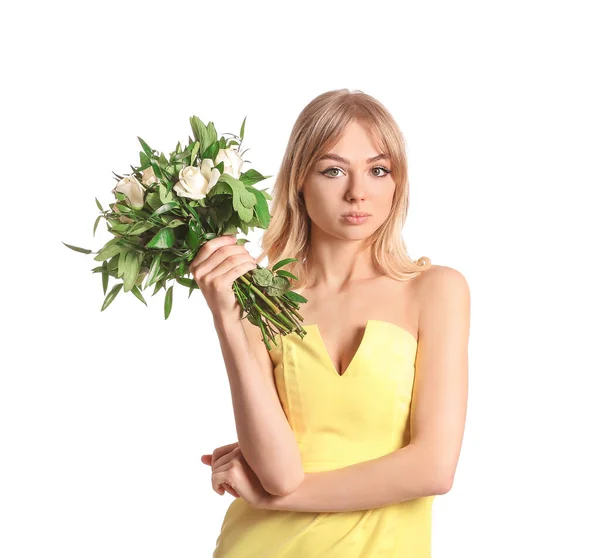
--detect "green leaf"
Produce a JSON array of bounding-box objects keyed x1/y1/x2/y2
[
  {"x1": 284, "y1": 290, "x2": 308, "y2": 303},
  {"x1": 101, "y1": 283, "x2": 123, "y2": 311},
  {"x1": 127, "y1": 220, "x2": 155, "y2": 236},
  {"x1": 266, "y1": 276, "x2": 290, "y2": 297},
  {"x1": 146, "y1": 252, "x2": 163, "y2": 287},
  {"x1": 145, "y1": 192, "x2": 163, "y2": 211},
  {"x1": 240, "y1": 116, "x2": 246, "y2": 141},
  {"x1": 189, "y1": 116, "x2": 204, "y2": 146},
  {"x1": 140, "y1": 151, "x2": 150, "y2": 167},
  {"x1": 151, "y1": 161, "x2": 163, "y2": 181},
  {"x1": 239, "y1": 187, "x2": 257, "y2": 208},
  {"x1": 138, "y1": 136, "x2": 153, "y2": 157},
  {"x1": 152, "y1": 279, "x2": 163, "y2": 296},
  {"x1": 62, "y1": 241, "x2": 92, "y2": 254},
  {"x1": 93, "y1": 215, "x2": 102, "y2": 237},
  {"x1": 159, "y1": 183, "x2": 174, "y2": 204},
  {"x1": 102, "y1": 261, "x2": 109, "y2": 295},
  {"x1": 252, "y1": 268, "x2": 274, "y2": 287},
  {"x1": 239, "y1": 168, "x2": 270, "y2": 187},
  {"x1": 248, "y1": 189, "x2": 270, "y2": 228},
  {"x1": 115, "y1": 203, "x2": 131, "y2": 213},
  {"x1": 185, "y1": 227, "x2": 200, "y2": 251},
  {"x1": 175, "y1": 277, "x2": 195, "y2": 288},
  {"x1": 159, "y1": 152, "x2": 169, "y2": 169},
  {"x1": 166, "y1": 219, "x2": 185, "y2": 229},
  {"x1": 173, "y1": 145, "x2": 193, "y2": 161},
  {"x1": 164, "y1": 284, "x2": 173, "y2": 319},
  {"x1": 117, "y1": 252, "x2": 127, "y2": 278},
  {"x1": 190, "y1": 141, "x2": 200, "y2": 165},
  {"x1": 275, "y1": 269, "x2": 298, "y2": 281},
  {"x1": 122, "y1": 251, "x2": 142, "y2": 292},
  {"x1": 145, "y1": 227, "x2": 175, "y2": 249},
  {"x1": 272, "y1": 257, "x2": 297, "y2": 272},
  {"x1": 131, "y1": 285, "x2": 147, "y2": 306},
  {"x1": 95, "y1": 197, "x2": 104, "y2": 212},
  {"x1": 149, "y1": 201, "x2": 178, "y2": 218}
]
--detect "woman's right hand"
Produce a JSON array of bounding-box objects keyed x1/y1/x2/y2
[{"x1": 189, "y1": 234, "x2": 257, "y2": 322}]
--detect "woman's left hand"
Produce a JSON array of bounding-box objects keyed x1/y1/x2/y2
[{"x1": 201, "y1": 442, "x2": 269, "y2": 509}]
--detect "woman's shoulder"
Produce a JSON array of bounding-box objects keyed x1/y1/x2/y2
[
  {"x1": 414, "y1": 264, "x2": 471, "y2": 325},
  {"x1": 415, "y1": 264, "x2": 468, "y2": 290}
]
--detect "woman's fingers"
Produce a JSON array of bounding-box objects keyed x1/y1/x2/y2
[
  {"x1": 203, "y1": 443, "x2": 242, "y2": 496},
  {"x1": 189, "y1": 234, "x2": 257, "y2": 320}
]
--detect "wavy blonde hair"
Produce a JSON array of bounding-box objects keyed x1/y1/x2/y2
[{"x1": 255, "y1": 88, "x2": 432, "y2": 290}]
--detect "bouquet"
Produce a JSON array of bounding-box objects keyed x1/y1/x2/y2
[{"x1": 62, "y1": 115, "x2": 307, "y2": 349}]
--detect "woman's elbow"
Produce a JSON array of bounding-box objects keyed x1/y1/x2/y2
[{"x1": 263, "y1": 469, "x2": 305, "y2": 496}]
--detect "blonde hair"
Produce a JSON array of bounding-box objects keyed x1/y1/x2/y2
[{"x1": 256, "y1": 88, "x2": 432, "y2": 290}]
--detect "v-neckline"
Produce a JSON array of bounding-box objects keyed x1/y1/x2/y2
[
  {"x1": 304, "y1": 320, "x2": 374, "y2": 379},
  {"x1": 300, "y1": 319, "x2": 418, "y2": 379}
]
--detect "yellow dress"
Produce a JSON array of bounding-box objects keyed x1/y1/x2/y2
[{"x1": 212, "y1": 319, "x2": 435, "y2": 557}]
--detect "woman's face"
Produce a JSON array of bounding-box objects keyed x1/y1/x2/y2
[{"x1": 301, "y1": 120, "x2": 396, "y2": 241}]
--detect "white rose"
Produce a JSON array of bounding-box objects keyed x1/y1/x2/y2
[
  {"x1": 112, "y1": 175, "x2": 146, "y2": 210},
  {"x1": 173, "y1": 158, "x2": 220, "y2": 200},
  {"x1": 141, "y1": 166, "x2": 159, "y2": 186},
  {"x1": 214, "y1": 146, "x2": 244, "y2": 179}
]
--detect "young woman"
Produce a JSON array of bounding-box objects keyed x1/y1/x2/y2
[{"x1": 194, "y1": 89, "x2": 470, "y2": 557}]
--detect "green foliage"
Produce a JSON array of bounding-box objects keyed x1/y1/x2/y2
[{"x1": 63, "y1": 114, "x2": 306, "y2": 340}]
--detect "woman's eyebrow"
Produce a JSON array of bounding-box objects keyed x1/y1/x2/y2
[{"x1": 317, "y1": 153, "x2": 390, "y2": 164}]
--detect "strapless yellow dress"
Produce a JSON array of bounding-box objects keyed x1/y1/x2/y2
[{"x1": 212, "y1": 319, "x2": 435, "y2": 557}]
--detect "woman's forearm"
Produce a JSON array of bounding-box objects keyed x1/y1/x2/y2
[
  {"x1": 257, "y1": 442, "x2": 446, "y2": 512},
  {"x1": 213, "y1": 314, "x2": 304, "y2": 496}
]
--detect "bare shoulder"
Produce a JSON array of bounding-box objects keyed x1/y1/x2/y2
[
  {"x1": 414, "y1": 264, "x2": 470, "y2": 299},
  {"x1": 414, "y1": 264, "x2": 471, "y2": 339}
]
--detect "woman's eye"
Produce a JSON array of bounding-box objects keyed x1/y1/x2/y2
[
  {"x1": 320, "y1": 166, "x2": 391, "y2": 178},
  {"x1": 372, "y1": 166, "x2": 391, "y2": 177}
]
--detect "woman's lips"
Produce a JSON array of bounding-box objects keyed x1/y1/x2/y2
[{"x1": 342, "y1": 214, "x2": 370, "y2": 224}]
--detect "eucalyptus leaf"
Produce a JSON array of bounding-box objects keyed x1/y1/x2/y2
[
  {"x1": 164, "y1": 285, "x2": 173, "y2": 319},
  {"x1": 176, "y1": 277, "x2": 195, "y2": 288},
  {"x1": 62, "y1": 242, "x2": 92, "y2": 254},
  {"x1": 94, "y1": 242, "x2": 124, "y2": 261},
  {"x1": 93, "y1": 215, "x2": 102, "y2": 236},
  {"x1": 284, "y1": 291, "x2": 308, "y2": 303},
  {"x1": 190, "y1": 141, "x2": 200, "y2": 165},
  {"x1": 123, "y1": 251, "x2": 142, "y2": 292},
  {"x1": 145, "y1": 252, "x2": 163, "y2": 288},
  {"x1": 102, "y1": 261, "x2": 109, "y2": 295},
  {"x1": 272, "y1": 257, "x2": 297, "y2": 272},
  {"x1": 117, "y1": 251, "x2": 127, "y2": 278},
  {"x1": 276, "y1": 269, "x2": 298, "y2": 281},
  {"x1": 131, "y1": 285, "x2": 147, "y2": 306},
  {"x1": 101, "y1": 283, "x2": 123, "y2": 311},
  {"x1": 127, "y1": 221, "x2": 155, "y2": 235},
  {"x1": 240, "y1": 116, "x2": 246, "y2": 141},
  {"x1": 149, "y1": 201, "x2": 178, "y2": 218},
  {"x1": 138, "y1": 136, "x2": 154, "y2": 157},
  {"x1": 145, "y1": 192, "x2": 163, "y2": 211}
]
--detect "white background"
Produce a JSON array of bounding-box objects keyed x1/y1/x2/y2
[{"x1": 2, "y1": 0, "x2": 598, "y2": 556}]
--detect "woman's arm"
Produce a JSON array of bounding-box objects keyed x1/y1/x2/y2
[
  {"x1": 257, "y1": 442, "x2": 443, "y2": 512},
  {"x1": 258, "y1": 266, "x2": 470, "y2": 512},
  {"x1": 213, "y1": 314, "x2": 304, "y2": 496}
]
